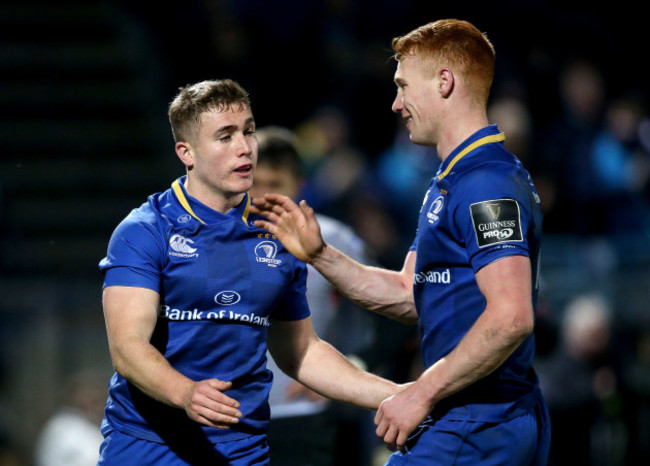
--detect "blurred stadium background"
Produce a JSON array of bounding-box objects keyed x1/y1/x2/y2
[{"x1": 1, "y1": 1, "x2": 649, "y2": 464}]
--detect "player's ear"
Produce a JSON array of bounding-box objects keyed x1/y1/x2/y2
[
  {"x1": 175, "y1": 141, "x2": 194, "y2": 168},
  {"x1": 438, "y1": 68, "x2": 454, "y2": 98}
]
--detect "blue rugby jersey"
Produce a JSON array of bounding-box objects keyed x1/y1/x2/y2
[
  {"x1": 411, "y1": 125, "x2": 543, "y2": 421},
  {"x1": 98, "y1": 176, "x2": 310, "y2": 443}
]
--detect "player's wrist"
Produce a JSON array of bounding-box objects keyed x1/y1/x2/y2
[
  {"x1": 168, "y1": 376, "x2": 196, "y2": 410},
  {"x1": 414, "y1": 373, "x2": 443, "y2": 410},
  {"x1": 308, "y1": 240, "x2": 328, "y2": 264}
]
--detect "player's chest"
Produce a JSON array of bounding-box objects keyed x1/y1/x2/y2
[
  {"x1": 162, "y1": 225, "x2": 294, "y2": 284},
  {"x1": 416, "y1": 186, "x2": 467, "y2": 263}
]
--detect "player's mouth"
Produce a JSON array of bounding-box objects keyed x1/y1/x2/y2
[{"x1": 234, "y1": 164, "x2": 253, "y2": 175}]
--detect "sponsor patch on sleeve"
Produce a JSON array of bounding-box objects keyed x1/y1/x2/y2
[{"x1": 470, "y1": 199, "x2": 523, "y2": 248}]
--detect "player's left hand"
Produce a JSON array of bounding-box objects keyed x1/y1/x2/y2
[
  {"x1": 374, "y1": 382, "x2": 433, "y2": 451},
  {"x1": 250, "y1": 194, "x2": 325, "y2": 263}
]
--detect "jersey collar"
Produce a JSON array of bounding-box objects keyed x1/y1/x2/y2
[
  {"x1": 436, "y1": 125, "x2": 505, "y2": 182},
  {"x1": 171, "y1": 176, "x2": 251, "y2": 225}
]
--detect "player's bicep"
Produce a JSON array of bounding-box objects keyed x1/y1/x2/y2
[
  {"x1": 475, "y1": 255, "x2": 534, "y2": 334},
  {"x1": 103, "y1": 285, "x2": 160, "y2": 348},
  {"x1": 268, "y1": 316, "x2": 317, "y2": 378},
  {"x1": 395, "y1": 251, "x2": 418, "y2": 322},
  {"x1": 401, "y1": 251, "x2": 416, "y2": 282}
]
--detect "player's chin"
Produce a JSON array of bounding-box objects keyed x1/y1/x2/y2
[
  {"x1": 409, "y1": 132, "x2": 434, "y2": 147},
  {"x1": 231, "y1": 177, "x2": 254, "y2": 194}
]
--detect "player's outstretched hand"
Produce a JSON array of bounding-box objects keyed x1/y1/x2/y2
[
  {"x1": 183, "y1": 379, "x2": 242, "y2": 429},
  {"x1": 250, "y1": 194, "x2": 325, "y2": 263}
]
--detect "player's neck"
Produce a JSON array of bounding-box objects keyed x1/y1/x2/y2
[
  {"x1": 437, "y1": 112, "x2": 489, "y2": 162},
  {"x1": 183, "y1": 178, "x2": 244, "y2": 214}
]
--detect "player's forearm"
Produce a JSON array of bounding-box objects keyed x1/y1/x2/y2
[
  {"x1": 296, "y1": 339, "x2": 400, "y2": 409},
  {"x1": 110, "y1": 336, "x2": 194, "y2": 408},
  {"x1": 311, "y1": 243, "x2": 417, "y2": 323},
  {"x1": 417, "y1": 305, "x2": 533, "y2": 406}
]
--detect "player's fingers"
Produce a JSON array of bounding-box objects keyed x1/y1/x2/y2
[
  {"x1": 374, "y1": 416, "x2": 389, "y2": 439},
  {"x1": 203, "y1": 380, "x2": 241, "y2": 408},
  {"x1": 270, "y1": 202, "x2": 296, "y2": 218},
  {"x1": 202, "y1": 402, "x2": 242, "y2": 422},
  {"x1": 249, "y1": 203, "x2": 280, "y2": 221},
  {"x1": 250, "y1": 196, "x2": 268, "y2": 206},
  {"x1": 190, "y1": 391, "x2": 242, "y2": 422},
  {"x1": 299, "y1": 199, "x2": 313, "y2": 215},
  {"x1": 382, "y1": 425, "x2": 400, "y2": 452},
  {"x1": 205, "y1": 397, "x2": 242, "y2": 417},
  {"x1": 374, "y1": 408, "x2": 384, "y2": 426},
  {"x1": 300, "y1": 200, "x2": 319, "y2": 224},
  {"x1": 194, "y1": 411, "x2": 239, "y2": 429},
  {"x1": 205, "y1": 378, "x2": 233, "y2": 393},
  {"x1": 248, "y1": 203, "x2": 262, "y2": 214},
  {"x1": 251, "y1": 201, "x2": 288, "y2": 222},
  {"x1": 396, "y1": 429, "x2": 409, "y2": 452},
  {"x1": 262, "y1": 193, "x2": 292, "y2": 208},
  {"x1": 207, "y1": 378, "x2": 232, "y2": 389},
  {"x1": 252, "y1": 219, "x2": 271, "y2": 231},
  {"x1": 272, "y1": 193, "x2": 295, "y2": 205},
  {"x1": 251, "y1": 195, "x2": 289, "y2": 213},
  {"x1": 201, "y1": 403, "x2": 241, "y2": 423},
  {"x1": 253, "y1": 217, "x2": 280, "y2": 234}
]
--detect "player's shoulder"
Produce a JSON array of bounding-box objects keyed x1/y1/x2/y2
[
  {"x1": 447, "y1": 160, "x2": 531, "y2": 216},
  {"x1": 455, "y1": 148, "x2": 524, "y2": 190},
  {"x1": 122, "y1": 197, "x2": 162, "y2": 227},
  {"x1": 111, "y1": 192, "x2": 171, "y2": 241}
]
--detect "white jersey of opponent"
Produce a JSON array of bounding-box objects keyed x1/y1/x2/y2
[{"x1": 266, "y1": 214, "x2": 372, "y2": 418}]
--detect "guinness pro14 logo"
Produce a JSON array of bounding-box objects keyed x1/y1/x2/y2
[{"x1": 470, "y1": 199, "x2": 523, "y2": 248}]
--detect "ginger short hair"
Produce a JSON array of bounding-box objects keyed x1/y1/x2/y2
[{"x1": 392, "y1": 19, "x2": 495, "y2": 107}]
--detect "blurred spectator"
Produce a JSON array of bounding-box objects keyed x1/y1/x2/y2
[
  {"x1": 589, "y1": 96, "x2": 650, "y2": 234},
  {"x1": 34, "y1": 369, "x2": 106, "y2": 466},
  {"x1": 346, "y1": 193, "x2": 408, "y2": 272},
  {"x1": 488, "y1": 92, "x2": 534, "y2": 165},
  {"x1": 375, "y1": 121, "x2": 439, "y2": 237},
  {"x1": 536, "y1": 294, "x2": 627, "y2": 466},
  {"x1": 294, "y1": 105, "x2": 370, "y2": 221},
  {"x1": 539, "y1": 59, "x2": 607, "y2": 234},
  {"x1": 487, "y1": 91, "x2": 565, "y2": 221}
]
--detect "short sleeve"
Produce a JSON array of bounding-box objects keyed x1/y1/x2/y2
[
  {"x1": 451, "y1": 168, "x2": 531, "y2": 273},
  {"x1": 98, "y1": 209, "x2": 165, "y2": 292},
  {"x1": 270, "y1": 259, "x2": 311, "y2": 321}
]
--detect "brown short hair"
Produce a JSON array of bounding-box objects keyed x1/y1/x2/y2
[
  {"x1": 392, "y1": 19, "x2": 495, "y2": 106},
  {"x1": 168, "y1": 79, "x2": 251, "y2": 143}
]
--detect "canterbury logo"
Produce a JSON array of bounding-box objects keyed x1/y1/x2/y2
[{"x1": 169, "y1": 234, "x2": 197, "y2": 254}]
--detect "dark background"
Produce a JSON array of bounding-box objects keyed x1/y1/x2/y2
[{"x1": 1, "y1": 1, "x2": 649, "y2": 464}]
